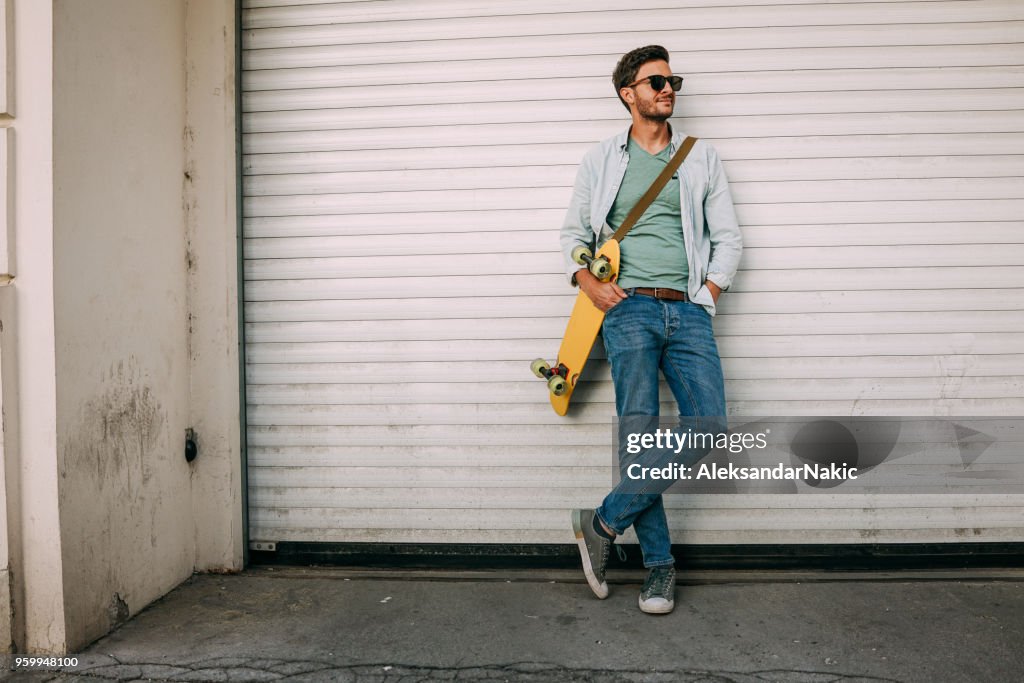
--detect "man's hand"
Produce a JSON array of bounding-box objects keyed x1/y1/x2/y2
[
  {"x1": 705, "y1": 279, "x2": 722, "y2": 304},
  {"x1": 576, "y1": 269, "x2": 626, "y2": 312}
]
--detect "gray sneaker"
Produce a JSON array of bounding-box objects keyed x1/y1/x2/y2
[
  {"x1": 571, "y1": 509, "x2": 610, "y2": 599},
  {"x1": 639, "y1": 566, "x2": 676, "y2": 614}
]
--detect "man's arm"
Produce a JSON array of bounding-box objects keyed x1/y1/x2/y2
[
  {"x1": 560, "y1": 154, "x2": 596, "y2": 284},
  {"x1": 560, "y1": 152, "x2": 626, "y2": 311},
  {"x1": 703, "y1": 145, "x2": 743, "y2": 299},
  {"x1": 704, "y1": 279, "x2": 722, "y2": 303}
]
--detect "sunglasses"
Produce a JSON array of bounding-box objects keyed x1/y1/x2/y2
[{"x1": 625, "y1": 74, "x2": 684, "y2": 93}]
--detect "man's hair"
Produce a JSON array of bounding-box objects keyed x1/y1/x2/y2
[{"x1": 612, "y1": 45, "x2": 670, "y2": 112}]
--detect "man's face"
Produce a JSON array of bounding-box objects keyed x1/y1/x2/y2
[{"x1": 623, "y1": 59, "x2": 675, "y2": 122}]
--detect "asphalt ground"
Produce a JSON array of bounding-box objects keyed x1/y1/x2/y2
[{"x1": 4, "y1": 567, "x2": 1023, "y2": 683}]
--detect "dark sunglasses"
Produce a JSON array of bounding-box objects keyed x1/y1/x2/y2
[{"x1": 625, "y1": 74, "x2": 684, "y2": 93}]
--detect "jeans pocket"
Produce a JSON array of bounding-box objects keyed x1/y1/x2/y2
[
  {"x1": 604, "y1": 294, "x2": 631, "y2": 319},
  {"x1": 600, "y1": 297, "x2": 631, "y2": 346}
]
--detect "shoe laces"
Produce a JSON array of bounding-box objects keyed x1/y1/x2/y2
[
  {"x1": 599, "y1": 537, "x2": 611, "y2": 569},
  {"x1": 644, "y1": 567, "x2": 675, "y2": 596}
]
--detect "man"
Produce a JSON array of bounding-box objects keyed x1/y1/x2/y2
[{"x1": 561, "y1": 45, "x2": 742, "y2": 614}]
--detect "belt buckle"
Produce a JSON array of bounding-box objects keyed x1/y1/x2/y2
[{"x1": 653, "y1": 288, "x2": 663, "y2": 299}]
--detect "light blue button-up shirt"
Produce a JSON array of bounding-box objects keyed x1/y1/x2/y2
[{"x1": 560, "y1": 126, "x2": 743, "y2": 316}]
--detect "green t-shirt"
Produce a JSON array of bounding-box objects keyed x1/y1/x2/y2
[{"x1": 606, "y1": 138, "x2": 689, "y2": 290}]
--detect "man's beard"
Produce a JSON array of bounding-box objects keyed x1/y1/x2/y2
[{"x1": 637, "y1": 96, "x2": 673, "y2": 122}]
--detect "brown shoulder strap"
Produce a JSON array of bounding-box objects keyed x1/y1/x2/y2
[{"x1": 610, "y1": 136, "x2": 697, "y2": 244}]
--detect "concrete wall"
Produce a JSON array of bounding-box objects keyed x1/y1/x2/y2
[
  {"x1": 6, "y1": 0, "x2": 65, "y2": 655},
  {"x1": 184, "y1": 0, "x2": 244, "y2": 575},
  {"x1": 50, "y1": 0, "x2": 241, "y2": 651},
  {"x1": 52, "y1": 0, "x2": 192, "y2": 649},
  {"x1": 0, "y1": 0, "x2": 241, "y2": 654},
  {"x1": 0, "y1": 282, "x2": 16, "y2": 653}
]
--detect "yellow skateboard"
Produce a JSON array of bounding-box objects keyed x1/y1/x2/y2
[{"x1": 531, "y1": 240, "x2": 621, "y2": 415}]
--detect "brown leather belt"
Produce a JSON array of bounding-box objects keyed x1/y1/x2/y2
[{"x1": 633, "y1": 287, "x2": 688, "y2": 301}]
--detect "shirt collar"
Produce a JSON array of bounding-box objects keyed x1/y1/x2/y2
[{"x1": 616, "y1": 122, "x2": 681, "y2": 152}]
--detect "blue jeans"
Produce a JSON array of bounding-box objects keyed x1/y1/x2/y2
[{"x1": 595, "y1": 292, "x2": 727, "y2": 568}]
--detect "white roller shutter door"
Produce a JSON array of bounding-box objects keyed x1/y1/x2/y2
[{"x1": 242, "y1": 0, "x2": 1024, "y2": 546}]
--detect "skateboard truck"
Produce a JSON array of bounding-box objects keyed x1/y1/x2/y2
[
  {"x1": 571, "y1": 245, "x2": 612, "y2": 281},
  {"x1": 530, "y1": 359, "x2": 570, "y2": 396}
]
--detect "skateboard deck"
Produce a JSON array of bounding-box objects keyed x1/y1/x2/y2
[{"x1": 534, "y1": 239, "x2": 621, "y2": 416}]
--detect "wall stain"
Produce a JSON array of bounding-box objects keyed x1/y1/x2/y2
[
  {"x1": 60, "y1": 358, "x2": 169, "y2": 641},
  {"x1": 65, "y1": 358, "x2": 166, "y2": 494},
  {"x1": 108, "y1": 593, "x2": 130, "y2": 627}
]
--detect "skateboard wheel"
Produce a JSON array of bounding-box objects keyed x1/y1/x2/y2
[
  {"x1": 571, "y1": 245, "x2": 593, "y2": 265},
  {"x1": 530, "y1": 358, "x2": 550, "y2": 378},
  {"x1": 547, "y1": 375, "x2": 569, "y2": 396},
  {"x1": 589, "y1": 257, "x2": 612, "y2": 281}
]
